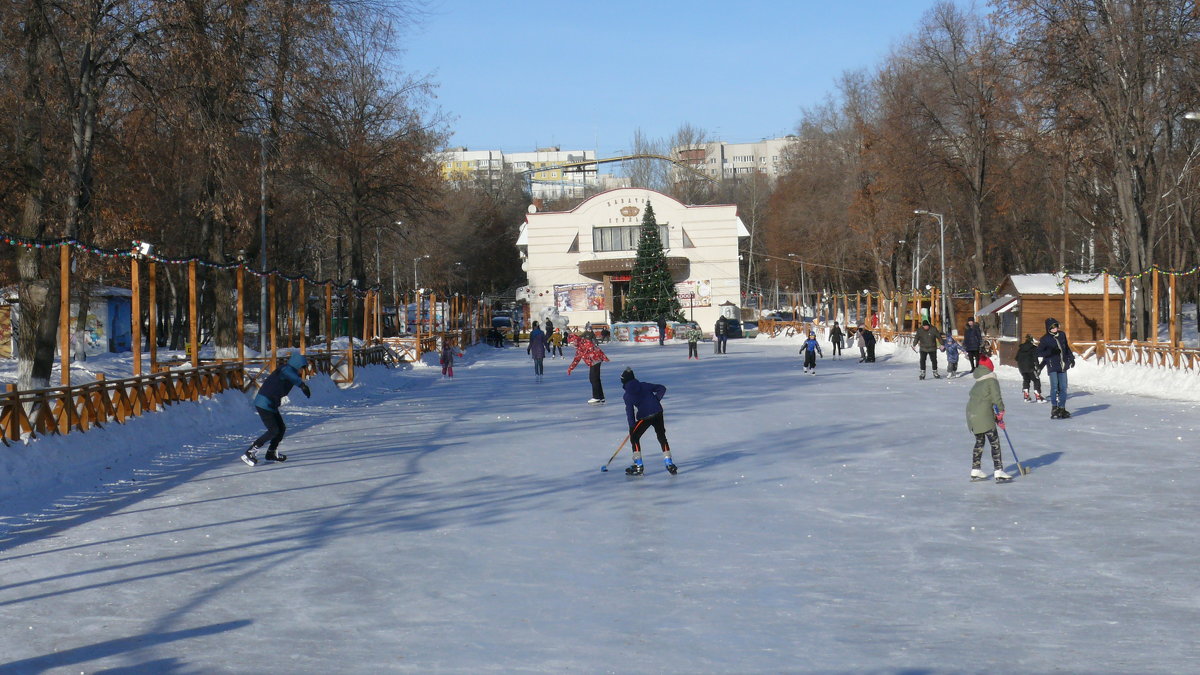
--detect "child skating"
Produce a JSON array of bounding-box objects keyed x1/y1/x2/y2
[
  {"x1": 800, "y1": 331, "x2": 822, "y2": 375},
  {"x1": 943, "y1": 334, "x2": 962, "y2": 378},
  {"x1": 440, "y1": 341, "x2": 464, "y2": 378},
  {"x1": 966, "y1": 350, "x2": 1011, "y2": 482}
]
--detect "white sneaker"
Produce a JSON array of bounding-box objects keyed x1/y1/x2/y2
[
  {"x1": 970, "y1": 468, "x2": 988, "y2": 480},
  {"x1": 994, "y1": 469, "x2": 1012, "y2": 481}
]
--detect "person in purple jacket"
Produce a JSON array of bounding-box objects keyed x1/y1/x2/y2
[{"x1": 620, "y1": 367, "x2": 677, "y2": 476}]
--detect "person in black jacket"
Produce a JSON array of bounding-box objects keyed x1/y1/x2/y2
[
  {"x1": 829, "y1": 321, "x2": 844, "y2": 358},
  {"x1": 714, "y1": 317, "x2": 729, "y2": 354},
  {"x1": 1015, "y1": 334, "x2": 1045, "y2": 403},
  {"x1": 620, "y1": 367, "x2": 676, "y2": 476},
  {"x1": 1036, "y1": 317, "x2": 1075, "y2": 418},
  {"x1": 962, "y1": 319, "x2": 983, "y2": 370},
  {"x1": 243, "y1": 352, "x2": 311, "y2": 466}
]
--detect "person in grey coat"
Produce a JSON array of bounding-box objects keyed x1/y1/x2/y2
[
  {"x1": 966, "y1": 352, "x2": 1009, "y2": 481},
  {"x1": 912, "y1": 320, "x2": 945, "y2": 379}
]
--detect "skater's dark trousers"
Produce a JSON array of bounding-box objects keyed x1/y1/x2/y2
[
  {"x1": 803, "y1": 351, "x2": 817, "y2": 369},
  {"x1": 534, "y1": 358, "x2": 544, "y2": 375},
  {"x1": 687, "y1": 343, "x2": 698, "y2": 358},
  {"x1": 1021, "y1": 370, "x2": 1042, "y2": 393},
  {"x1": 589, "y1": 362, "x2": 604, "y2": 400},
  {"x1": 255, "y1": 407, "x2": 286, "y2": 451},
  {"x1": 631, "y1": 412, "x2": 669, "y2": 454},
  {"x1": 919, "y1": 350, "x2": 939, "y2": 371},
  {"x1": 966, "y1": 350, "x2": 979, "y2": 370}
]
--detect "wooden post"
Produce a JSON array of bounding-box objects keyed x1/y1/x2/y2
[
  {"x1": 286, "y1": 279, "x2": 294, "y2": 348},
  {"x1": 1062, "y1": 275, "x2": 1071, "y2": 351},
  {"x1": 856, "y1": 293, "x2": 861, "y2": 325},
  {"x1": 188, "y1": 260, "x2": 198, "y2": 368},
  {"x1": 269, "y1": 275, "x2": 277, "y2": 370},
  {"x1": 1170, "y1": 272, "x2": 1178, "y2": 367},
  {"x1": 131, "y1": 256, "x2": 142, "y2": 377},
  {"x1": 1124, "y1": 276, "x2": 1132, "y2": 342},
  {"x1": 237, "y1": 265, "x2": 245, "y2": 366},
  {"x1": 298, "y1": 278, "x2": 306, "y2": 354},
  {"x1": 1101, "y1": 271, "x2": 1109, "y2": 359},
  {"x1": 362, "y1": 290, "x2": 370, "y2": 342},
  {"x1": 325, "y1": 283, "x2": 332, "y2": 354},
  {"x1": 60, "y1": 245, "x2": 71, "y2": 387},
  {"x1": 149, "y1": 261, "x2": 158, "y2": 372},
  {"x1": 415, "y1": 291, "x2": 423, "y2": 359},
  {"x1": 1151, "y1": 268, "x2": 1160, "y2": 343}
]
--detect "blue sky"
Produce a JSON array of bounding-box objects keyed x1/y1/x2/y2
[{"x1": 397, "y1": 0, "x2": 943, "y2": 155}]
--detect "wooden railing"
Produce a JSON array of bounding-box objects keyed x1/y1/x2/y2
[
  {"x1": 1075, "y1": 341, "x2": 1200, "y2": 372},
  {"x1": 0, "y1": 362, "x2": 247, "y2": 445}
]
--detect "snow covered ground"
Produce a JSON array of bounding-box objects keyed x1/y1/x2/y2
[{"x1": 2, "y1": 336, "x2": 1199, "y2": 673}]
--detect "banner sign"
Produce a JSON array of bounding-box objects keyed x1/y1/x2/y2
[
  {"x1": 554, "y1": 283, "x2": 605, "y2": 312},
  {"x1": 675, "y1": 279, "x2": 712, "y2": 308}
]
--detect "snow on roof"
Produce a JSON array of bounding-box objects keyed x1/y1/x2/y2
[{"x1": 1007, "y1": 273, "x2": 1123, "y2": 296}]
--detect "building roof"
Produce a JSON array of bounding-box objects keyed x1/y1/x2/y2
[{"x1": 1005, "y1": 273, "x2": 1123, "y2": 296}]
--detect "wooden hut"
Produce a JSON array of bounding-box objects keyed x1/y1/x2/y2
[{"x1": 977, "y1": 273, "x2": 1123, "y2": 364}]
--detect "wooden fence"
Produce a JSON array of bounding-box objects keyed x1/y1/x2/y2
[
  {"x1": 1075, "y1": 341, "x2": 1200, "y2": 372},
  {"x1": 0, "y1": 344, "x2": 398, "y2": 446}
]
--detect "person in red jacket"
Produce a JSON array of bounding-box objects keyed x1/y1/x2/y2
[{"x1": 567, "y1": 331, "x2": 610, "y2": 403}]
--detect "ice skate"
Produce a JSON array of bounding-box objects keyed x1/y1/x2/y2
[
  {"x1": 970, "y1": 468, "x2": 989, "y2": 481},
  {"x1": 264, "y1": 450, "x2": 287, "y2": 462},
  {"x1": 625, "y1": 460, "x2": 644, "y2": 476},
  {"x1": 994, "y1": 469, "x2": 1013, "y2": 482},
  {"x1": 1035, "y1": 392, "x2": 1046, "y2": 403},
  {"x1": 664, "y1": 457, "x2": 678, "y2": 475},
  {"x1": 241, "y1": 448, "x2": 258, "y2": 466},
  {"x1": 919, "y1": 370, "x2": 926, "y2": 380},
  {"x1": 1023, "y1": 390, "x2": 1031, "y2": 402},
  {"x1": 933, "y1": 370, "x2": 941, "y2": 379}
]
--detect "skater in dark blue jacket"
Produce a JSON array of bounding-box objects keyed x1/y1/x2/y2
[
  {"x1": 1036, "y1": 317, "x2": 1075, "y2": 419},
  {"x1": 243, "y1": 352, "x2": 311, "y2": 466},
  {"x1": 620, "y1": 367, "x2": 676, "y2": 476}
]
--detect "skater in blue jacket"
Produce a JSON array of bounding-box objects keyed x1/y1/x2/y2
[
  {"x1": 620, "y1": 367, "x2": 676, "y2": 476},
  {"x1": 244, "y1": 352, "x2": 311, "y2": 465},
  {"x1": 800, "y1": 331, "x2": 823, "y2": 375}
]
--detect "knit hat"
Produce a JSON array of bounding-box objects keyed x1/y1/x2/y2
[
  {"x1": 979, "y1": 355, "x2": 995, "y2": 371},
  {"x1": 922, "y1": 319, "x2": 930, "y2": 327},
  {"x1": 620, "y1": 367, "x2": 635, "y2": 385},
  {"x1": 1045, "y1": 317, "x2": 1060, "y2": 331}
]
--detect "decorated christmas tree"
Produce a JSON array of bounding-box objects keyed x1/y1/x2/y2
[{"x1": 625, "y1": 201, "x2": 683, "y2": 322}]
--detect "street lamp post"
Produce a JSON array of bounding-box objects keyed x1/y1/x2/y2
[
  {"x1": 413, "y1": 254, "x2": 429, "y2": 291},
  {"x1": 914, "y1": 210, "x2": 946, "y2": 332}
]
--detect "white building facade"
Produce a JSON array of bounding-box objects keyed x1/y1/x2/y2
[{"x1": 516, "y1": 188, "x2": 749, "y2": 329}]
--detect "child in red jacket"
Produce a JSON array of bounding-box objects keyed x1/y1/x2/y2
[{"x1": 566, "y1": 332, "x2": 610, "y2": 403}]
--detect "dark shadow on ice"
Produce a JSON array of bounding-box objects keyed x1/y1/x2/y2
[
  {"x1": 1017, "y1": 451, "x2": 1063, "y2": 473},
  {"x1": 0, "y1": 620, "x2": 251, "y2": 675},
  {"x1": 1067, "y1": 404, "x2": 1108, "y2": 417}
]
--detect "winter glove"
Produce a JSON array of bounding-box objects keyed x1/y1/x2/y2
[
  {"x1": 994, "y1": 411, "x2": 1005, "y2": 429},
  {"x1": 300, "y1": 382, "x2": 311, "y2": 398}
]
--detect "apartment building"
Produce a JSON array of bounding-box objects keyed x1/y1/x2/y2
[
  {"x1": 439, "y1": 147, "x2": 600, "y2": 200},
  {"x1": 673, "y1": 136, "x2": 797, "y2": 182}
]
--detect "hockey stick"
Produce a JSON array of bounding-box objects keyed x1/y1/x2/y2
[
  {"x1": 994, "y1": 405, "x2": 1029, "y2": 475},
  {"x1": 600, "y1": 431, "x2": 632, "y2": 472}
]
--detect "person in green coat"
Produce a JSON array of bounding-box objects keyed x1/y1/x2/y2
[{"x1": 965, "y1": 351, "x2": 1010, "y2": 481}]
